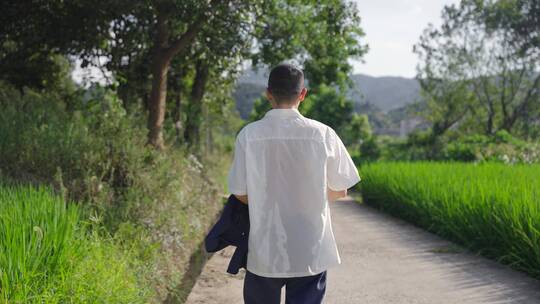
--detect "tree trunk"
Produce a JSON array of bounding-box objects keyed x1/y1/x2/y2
[
  {"x1": 206, "y1": 117, "x2": 214, "y2": 155},
  {"x1": 184, "y1": 61, "x2": 209, "y2": 147},
  {"x1": 502, "y1": 74, "x2": 540, "y2": 132},
  {"x1": 486, "y1": 105, "x2": 494, "y2": 135},
  {"x1": 147, "y1": 51, "x2": 170, "y2": 150},
  {"x1": 173, "y1": 90, "x2": 183, "y2": 145},
  {"x1": 204, "y1": 97, "x2": 213, "y2": 156},
  {"x1": 145, "y1": 1, "x2": 218, "y2": 149}
]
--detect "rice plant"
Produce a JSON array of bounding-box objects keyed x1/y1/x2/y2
[
  {"x1": 0, "y1": 185, "x2": 78, "y2": 302},
  {"x1": 360, "y1": 162, "x2": 540, "y2": 279}
]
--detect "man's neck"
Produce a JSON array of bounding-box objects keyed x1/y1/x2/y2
[{"x1": 272, "y1": 103, "x2": 300, "y2": 110}]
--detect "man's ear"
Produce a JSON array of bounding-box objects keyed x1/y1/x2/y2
[
  {"x1": 266, "y1": 88, "x2": 277, "y2": 107},
  {"x1": 266, "y1": 88, "x2": 273, "y2": 102},
  {"x1": 298, "y1": 87, "x2": 308, "y2": 101}
]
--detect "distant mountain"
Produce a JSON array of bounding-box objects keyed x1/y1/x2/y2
[
  {"x1": 348, "y1": 74, "x2": 421, "y2": 112},
  {"x1": 233, "y1": 69, "x2": 422, "y2": 119}
]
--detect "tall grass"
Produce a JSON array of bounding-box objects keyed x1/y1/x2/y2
[
  {"x1": 0, "y1": 185, "x2": 78, "y2": 301},
  {"x1": 360, "y1": 162, "x2": 540, "y2": 278},
  {"x1": 0, "y1": 185, "x2": 151, "y2": 303}
]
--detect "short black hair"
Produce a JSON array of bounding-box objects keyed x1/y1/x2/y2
[{"x1": 267, "y1": 63, "x2": 304, "y2": 104}]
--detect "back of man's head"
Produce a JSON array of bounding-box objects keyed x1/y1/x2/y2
[{"x1": 267, "y1": 63, "x2": 304, "y2": 104}]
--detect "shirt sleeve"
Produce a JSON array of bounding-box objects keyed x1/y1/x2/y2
[
  {"x1": 227, "y1": 128, "x2": 248, "y2": 195},
  {"x1": 326, "y1": 128, "x2": 361, "y2": 191}
]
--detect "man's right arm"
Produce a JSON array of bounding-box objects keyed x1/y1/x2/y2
[
  {"x1": 328, "y1": 188, "x2": 347, "y2": 202},
  {"x1": 326, "y1": 128, "x2": 360, "y2": 202}
]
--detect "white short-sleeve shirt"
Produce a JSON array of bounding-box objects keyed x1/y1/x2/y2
[{"x1": 227, "y1": 108, "x2": 361, "y2": 278}]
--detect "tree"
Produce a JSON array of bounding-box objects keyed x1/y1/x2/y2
[
  {"x1": 343, "y1": 113, "x2": 372, "y2": 146},
  {"x1": 252, "y1": 0, "x2": 367, "y2": 91},
  {"x1": 248, "y1": 97, "x2": 272, "y2": 122},
  {"x1": 2, "y1": 0, "x2": 368, "y2": 150},
  {"x1": 301, "y1": 84, "x2": 354, "y2": 136},
  {"x1": 246, "y1": 0, "x2": 367, "y2": 145},
  {"x1": 414, "y1": 0, "x2": 540, "y2": 138},
  {"x1": 145, "y1": 0, "x2": 232, "y2": 149},
  {"x1": 181, "y1": 4, "x2": 252, "y2": 147},
  {"x1": 2, "y1": 0, "x2": 248, "y2": 149},
  {"x1": 484, "y1": 0, "x2": 539, "y2": 57}
]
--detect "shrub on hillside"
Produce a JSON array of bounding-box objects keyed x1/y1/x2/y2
[
  {"x1": 0, "y1": 81, "x2": 225, "y2": 301},
  {"x1": 360, "y1": 129, "x2": 540, "y2": 163},
  {"x1": 441, "y1": 131, "x2": 540, "y2": 163}
]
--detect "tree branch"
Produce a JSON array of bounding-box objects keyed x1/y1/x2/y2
[
  {"x1": 164, "y1": 0, "x2": 223, "y2": 60},
  {"x1": 506, "y1": 73, "x2": 540, "y2": 129},
  {"x1": 155, "y1": 9, "x2": 170, "y2": 49}
]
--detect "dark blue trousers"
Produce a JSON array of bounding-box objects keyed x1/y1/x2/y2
[{"x1": 243, "y1": 269, "x2": 327, "y2": 304}]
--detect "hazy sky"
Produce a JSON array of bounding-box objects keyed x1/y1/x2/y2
[{"x1": 351, "y1": 0, "x2": 459, "y2": 77}]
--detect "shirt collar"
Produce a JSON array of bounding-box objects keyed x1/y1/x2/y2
[{"x1": 264, "y1": 108, "x2": 303, "y2": 119}]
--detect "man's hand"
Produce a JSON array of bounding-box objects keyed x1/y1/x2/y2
[
  {"x1": 234, "y1": 194, "x2": 248, "y2": 205},
  {"x1": 327, "y1": 188, "x2": 347, "y2": 202}
]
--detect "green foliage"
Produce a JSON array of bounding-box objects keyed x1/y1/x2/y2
[
  {"x1": 484, "y1": 0, "x2": 539, "y2": 56},
  {"x1": 343, "y1": 114, "x2": 375, "y2": 164},
  {"x1": 301, "y1": 85, "x2": 354, "y2": 136},
  {"x1": 248, "y1": 97, "x2": 272, "y2": 122},
  {"x1": 0, "y1": 81, "x2": 147, "y2": 212},
  {"x1": 2, "y1": 0, "x2": 367, "y2": 147},
  {"x1": 415, "y1": 0, "x2": 540, "y2": 139},
  {"x1": 361, "y1": 162, "x2": 540, "y2": 279},
  {"x1": 0, "y1": 185, "x2": 151, "y2": 303},
  {"x1": 343, "y1": 113, "x2": 372, "y2": 145},
  {"x1": 0, "y1": 81, "x2": 226, "y2": 301},
  {"x1": 441, "y1": 131, "x2": 540, "y2": 163},
  {"x1": 0, "y1": 186, "x2": 78, "y2": 301},
  {"x1": 358, "y1": 137, "x2": 381, "y2": 163},
  {"x1": 361, "y1": 128, "x2": 540, "y2": 163},
  {"x1": 0, "y1": 49, "x2": 72, "y2": 92},
  {"x1": 46, "y1": 233, "x2": 151, "y2": 304},
  {"x1": 252, "y1": 0, "x2": 367, "y2": 90}
]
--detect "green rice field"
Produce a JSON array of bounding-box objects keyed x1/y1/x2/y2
[{"x1": 360, "y1": 162, "x2": 540, "y2": 279}]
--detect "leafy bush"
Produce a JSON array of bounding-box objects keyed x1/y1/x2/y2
[
  {"x1": 361, "y1": 162, "x2": 540, "y2": 279},
  {"x1": 0, "y1": 82, "x2": 148, "y2": 211},
  {"x1": 359, "y1": 129, "x2": 540, "y2": 163},
  {"x1": 441, "y1": 131, "x2": 540, "y2": 163}
]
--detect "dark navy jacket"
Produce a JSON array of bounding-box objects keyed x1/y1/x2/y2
[{"x1": 204, "y1": 194, "x2": 250, "y2": 274}]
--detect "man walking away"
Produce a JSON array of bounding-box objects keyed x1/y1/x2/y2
[{"x1": 228, "y1": 63, "x2": 361, "y2": 304}]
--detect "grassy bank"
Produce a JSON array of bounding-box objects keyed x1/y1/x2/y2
[
  {"x1": 360, "y1": 162, "x2": 540, "y2": 279},
  {"x1": 0, "y1": 83, "x2": 230, "y2": 302}
]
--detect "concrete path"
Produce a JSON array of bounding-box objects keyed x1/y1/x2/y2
[{"x1": 186, "y1": 198, "x2": 540, "y2": 304}]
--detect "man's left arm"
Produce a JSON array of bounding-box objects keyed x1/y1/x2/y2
[{"x1": 228, "y1": 129, "x2": 249, "y2": 205}]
